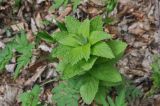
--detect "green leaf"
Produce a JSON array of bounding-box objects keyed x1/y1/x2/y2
[
  {"x1": 52, "y1": 81, "x2": 79, "y2": 106},
  {"x1": 125, "y1": 84, "x2": 142, "y2": 102},
  {"x1": 37, "y1": 31, "x2": 55, "y2": 43},
  {"x1": 81, "y1": 57, "x2": 97, "y2": 70},
  {"x1": 107, "y1": 96, "x2": 115, "y2": 106},
  {"x1": 15, "y1": 0, "x2": 21, "y2": 7},
  {"x1": 80, "y1": 76, "x2": 99, "y2": 104},
  {"x1": 107, "y1": 40, "x2": 127, "y2": 58},
  {"x1": 114, "y1": 89, "x2": 127, "y2": 106},
  {"x1": 90, "y1": 16, "x2": 103, "y2": 31},
  {"x1": 104, "y1": 17, "x2": 114, "y2": 25},
  {"x1": 72, "y1": 34, "x2": 88, "y2": 45},
  {"x1": 78, "y1": 19, "x2": 90, "y2": 38},
  {"x1": 81, "y1": 43, "x2": 91, "y2": 61},
  {"x1": 62, "y1": 63, "x2": 85, "y2": 79},
  {"x1": 151, "y1": 55, "x2": 160, "y2": 90},
  {"x1": 69, "y1": 43, "x2": 91, "y2": 65},
  {"x1": 91, "y1": 42, "x2": 115, "y2": 59},
  {"x1": 95, "y1": 87, "x2": 109, "y2": 106},
  {"x1": 100, "y1": 81, "x2": 122, "y2": 87},
  {"x1": 52, "y1": 31, "x2": 68, "y2": 41},
  {"x1": 61, "y1": 57, "x2": 97, "y2": 79},
  {"x1": 59, "y1": 36, "x2": 80, "y2": 47},
  {"x1": 107, "y1": 88, "x2": 127, "y2": 106},
  {"x1": 14, "y1": 34, "x2": 34, "y2": 78},
  {"x1": 106, "y1": 0, "x2": 117, "y2": 13},
  {"x1": 0, "y1": 44, "x2": 13, "y2": 71},
  {"x1": 90, "y1": 63, "x2": 122, "y2": 83},
  {"x1": 15, "y1": 34, "x2": 28, "y2": 48},
  {"x1": 51, "y1": 45, "x2": 71, "y2": 58},
  {"x1": 65, "y1": 16, "x2": 81, "y2": 34},
  {"x1": 14, "y1": 51, "x2": 32, "y2": 79},
  {"x1": 53, "y1": 0, "x2": 64, "y2": 9},
  {"x1": 19, "y1": 85, "x2": 41, "y2": 106},
  {"x1": 63, "y1": 0, "x2": 69, "y2": 7},
  {"x1": 56, "y1": 21, "x2": 67, "y2": 31},
  {"x1": 89, "y1": 31, "x2": 112, "y2": 45},
  {"x1": 71, "y1": 0, "x2": 81, "y2": 10},
  {"x1": 0, "y1": 32, "x2": 34, "y2": 78}
]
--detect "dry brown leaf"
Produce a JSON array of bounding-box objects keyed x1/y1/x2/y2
[
  {"x1": 25, "y1": 66, "x2": 46, "y2": 86},
  {"x1": 31, "y1": 18, "x2": 38, "y2": 33},
  {"x1": 35, "y1": 13, "x2": 44, "y2": 29},
  {"x1": 38, "y1": 44, "x2": 52, "y2": 52},
  {"x1": 11, "y1": 22, "x2": 24, "y2": 32}
]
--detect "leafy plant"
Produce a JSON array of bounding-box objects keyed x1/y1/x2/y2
[
  {"x1": 53, "y1": 0, "x2": 81, "y2": 10},
  {"x1": 19, "y1": 85, "x2": 42, "y2": 106},
  {"x1": 49, "y1": 16, "x2": 127, "y2": 105},
  {"x1": 14, "y1": 33, "x2": 34, "y2": 78},
  {"x1": 126, "y1": 84, "x2": 142, "y2": 103},
  {"x1": 150, "y1": 55, "x2": 160, "y2": 93},
  {"x1": 107, "y1": 88, "x2": 127, "y2": 106},
  {"x1": 0, "y1": 32, "x2": 34, "y2": 78},
  {"x1": 0, "y1": 43, "x2": 14, "y2": 71}
]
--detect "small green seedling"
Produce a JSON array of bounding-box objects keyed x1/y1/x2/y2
[
  {"x1": 105, "y1": 0, "x2": 117, "y2": 13},
  {"x1": 19, "y1": 85, "x2": 42, "y2": 106},
  {"x1": 107, "y1": 88, "x2": 127, "y2": 106}
]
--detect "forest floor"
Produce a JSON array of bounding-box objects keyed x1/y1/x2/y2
[{"x1": 0, "y1": 0, "x2": 160, "y2": 106}]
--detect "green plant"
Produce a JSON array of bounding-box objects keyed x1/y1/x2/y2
[
  {"x1": 107, "y1": 88, "x2": 127, "y2": 106},
  {"x1": 105, "y1": 0, "x2": 117, "y2": 13},
  {"x1": 19, "y1": 85, "x2": 42, "y2": 106},
  {"x1": 15, "y1": 0, "x2": 21, "y2": 7},
  {"x1": 0, "y1": 32, "x2": 34, "y2": 78},
  {"x1": 126, "y1": 84, "x2": 142, "y2": 102},
  {"x1": 95, "y1": 86, "x2": 127, "y2": 106},
  {"x1": 53, "y1": 0, "x2": 81, "y2": 10},
  {"x1": 49, "y1": 16, "x2": 127, "y2": 105},
  {"x1": 0, "y1": 43, "x2": 14, "y2": 71},
  {"x1": 150, "y1": 55, "x2": 160, "y2": 93}
]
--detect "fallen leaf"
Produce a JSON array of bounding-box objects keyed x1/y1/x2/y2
[
  {"x1": 25, "y1": 66, "x2": 46, "y2": 86},
  {"x1": 31, "y1": 18, "x2": 38, "y2": 34},
  {"x1": 38, "y1": 44, "x2": 52, "y2": 52},
  {"x1": 35, "y1": 13, "x2": 44, "y2": 29},
  {"x1": 0, "y1": 41, "x2": 5, "y2": 49},
  {"x1": 5, "y1": 64, "x2": 16, "y2": 73},
  {"x1": 11, "y1": 22, "x2": 24, "y2": 32}
]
